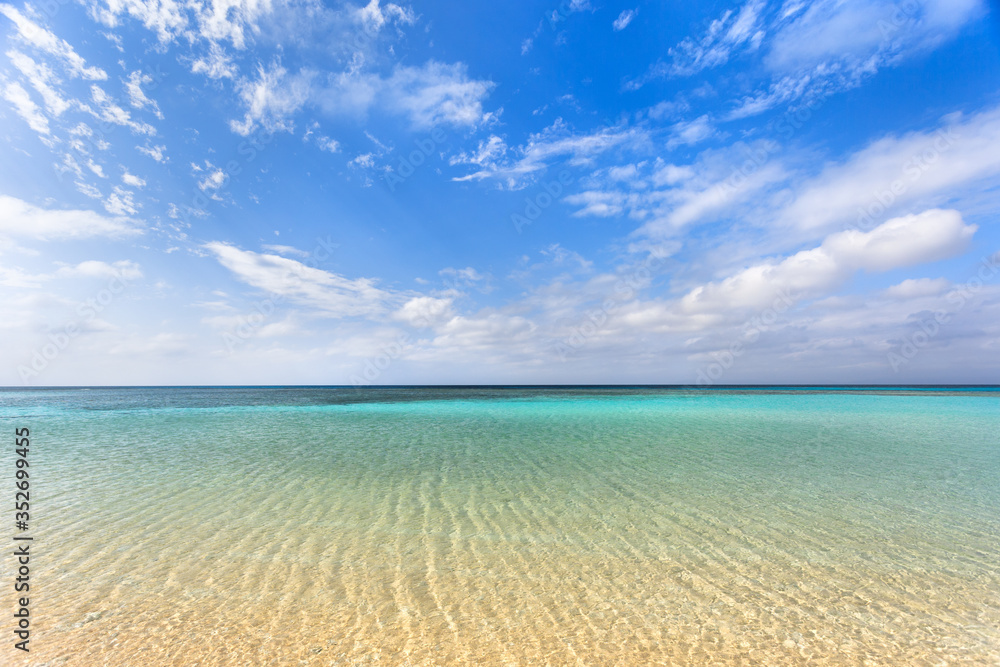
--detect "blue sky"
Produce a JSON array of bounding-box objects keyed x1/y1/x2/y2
[{"x1": 1, "y1": 0, "x2": 999, "y2": 385}]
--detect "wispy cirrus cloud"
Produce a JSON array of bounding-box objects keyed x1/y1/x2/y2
[
  {"x1": 451, "y1": 119, "x2": 646, "y2": 188},
  {"x1": 205, "y1": 242, "x2": 399, "y2": 317},
  {"x1": 0, "y1": 3, "x2": 107, "y2": 79},
  {"x1": 624, "y1": 0, "x2": 765, "y2": 89}
]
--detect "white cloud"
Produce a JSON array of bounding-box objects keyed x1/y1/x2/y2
[
  {"x1": 384, "y1": 61, "x2": 495, "y2": 128},
  {"x1": 355, "y1": 0, "x2": 415, "y2": 34},
  {"x1": 316, "y1": 60, "x2": 495, "y2": 130},
  {"x1": 666, "y1": 114, "x2": 715, "y2": 149},
  {"x1": 87, "y1": 159, "x2": 106, "y2": 178},
  {"x1": 104, "y1": 186, "x2": 139, "y2": 215},
  {"x1": 122, "y1": 170, "x2": 146, "y2": 188},
  {"x1": 261, "y1": 244, "x2": 309, "y2": 257},
  {"x1": 198, "y1": 167, "x2": 227, "y2": 190},
  {"x1": 317, "y1": 136, "x2": 340, "y2": 152},
  {"x1": 0, "y1": 4, "x2": 107, "y2": 79},
  {"x1": 625, "y1": 0, "x2": 764, "y2": 88},
  {"x1": 766, "y1": 0, "x2": 983, "y2": 74},
  {"x1": 6, "y1": 50, "x2": 70, "y2": 115},
  {"x1": 205, "y1": 242, "x2": 397, "y2": 317},
  {"x1": 883, "y1": 277, "x2": 951, "y2": 299},
  {"x1": 392, "y1": 295, "x2": 455, "y2": 327},
  {"x1": 229, "y1": 62, "x2": 314, "y2": 135},
  {"x1": 781, "y1": 105, "x2": 1000, "y2": 231},
  {"x1": 124, "y1": 70, "x2": 163, "y2": 118},
  {"x1": 448, "y1": 135, "x2": 506, "y2": 168},
  {"x1": 55, "y1": 260, "x2": 143, "y2": 280},
  {"x1": 613, "y1": 9, "x2": 637, "y2": 31},
  {"x1": 137, "y1": 143, "x2": 167, "y2": 162},
  {"x1": 439, "y1": 266, "x2": 488, "y2": 289},
  {"x1": 569, "y1": 142, "x2": 785, "y2": 234},
  {"x1": 75, "y1": 181, "x2": 102, "y2": 199},
  {"x1": 453, "y1": 119, "x2": 645, "y2": 187},
  {"x1": 728, "y1": 0, "x2": 985, "y2": 118},
  {"x1": 89, "y1": 0, "x2": 275, "y2": 48},
  {"x1": 0, "y1": 195, "x2": 140, "y2": 239},
  {"x1": 349, "y1": 153, "x2": 375, "y2": 168},
  {"x1": 430, "y1": 312, "x2": 537, "y2": 355},
  {"x1": 190, "y1": 43, "x2": 238, "y2": 79},
  {"x1": 1, "y1": 80, "x2": 49, "y2": 135},
  {"x1": 563, "y1": 190, "x2": 629, "y2": 218},
  {"x1": 630, "y1": 209, "x2": 974, "y2": 329},
  {"x1": 90, "y1": 84, "x2": 156, "y2": 134}
]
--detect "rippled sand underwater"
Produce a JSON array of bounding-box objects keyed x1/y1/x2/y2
[{"x1": 3, "y1": 387, "x2": 1000, "y2": 666}]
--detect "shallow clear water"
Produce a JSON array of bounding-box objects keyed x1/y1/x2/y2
[{"x1": 2, "y1": 387, "x2": 999, "y2": 665}]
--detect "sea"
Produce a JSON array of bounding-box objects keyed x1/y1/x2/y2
[{"x1": 1, "y1": 386, "x2": 998, "y2": 665}]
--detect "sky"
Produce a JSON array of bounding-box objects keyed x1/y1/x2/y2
[{"x1": 1, "y1": 0, "x2": 999, "y2": 385}]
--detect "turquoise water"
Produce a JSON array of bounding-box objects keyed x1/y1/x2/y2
[{"x1": 2, "y1": 387, "x2": 999, "y2": 665}]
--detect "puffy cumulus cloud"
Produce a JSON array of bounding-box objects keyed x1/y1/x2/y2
[
  {"x1": 205, "y1": 242, "x2": 397, "y2": 317},
  {"x1": 0, "y1": 195, "x2": 141, "y2": 240},
  {"x1": 0, "y1": 4, "x2": 107, "y2": 79}
]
